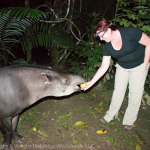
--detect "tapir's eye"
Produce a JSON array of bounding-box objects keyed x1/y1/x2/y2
[{"x1": 65, "y1": 79, "x2": 69, "y2": 85}]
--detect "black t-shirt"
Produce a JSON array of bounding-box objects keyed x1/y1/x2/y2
[{"x1": 103, "y1": 27, "x2": 145, "y2": 69}]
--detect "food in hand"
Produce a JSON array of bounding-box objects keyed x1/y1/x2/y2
[{"x1": 80, "y1": 83, "x2": 86, "y2": 88}]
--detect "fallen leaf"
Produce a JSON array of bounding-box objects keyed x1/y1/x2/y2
[
  {"x1": 32, "y1": 127, "x2": 37, "y2": 132},
  {"x1": 110, "y1": 123, "x2": 115, "y2": 126},
  {"x1": 120, "y1": 111, "x2": 124, "y2": 115},
  {"x1": 20, "y1": 144, "x2": 24, "y2": 147},
  {"x1": 38, "y1": 130, "x2": 48, "y2": 137},
  {"x1": 136, "y1": 133, "x2": 144, "y2": 144},
  {"x1": 96, "y1": 129, "x2": 107, "y2": 134},
  {"x1": 98, "y1": 106, "x2": 105, "y2": 110},
  {"x1": 62, "y1": 126, "x2": 69, "y2": 131},
  {"x1": 75, "y1": 140, "x2": 78, "y2": 144},
  {"x1": 94, "y1": 108, "x2": 103, "y2": 114},
  {"x1": 73, "y1": 139, "x2": 78, "y2": 145},
  {"x1": 90, "y1": 91, "x2": 94, "y2": 96},
  {"x1": 136, "y1": 143, "x2": 141, "y2": 150},
  {"x1": 133, "y1": 123, "x2": 136, "y2": 127},
  {"x1": 58, "y1": 129, "x2": 62, "y2": 133},
  {"x1": 75, "y1": 121, "x2": 85, "y2": 126},
  {"x1": 84, "y1": 124, "x2": 91, "y2": 129}
]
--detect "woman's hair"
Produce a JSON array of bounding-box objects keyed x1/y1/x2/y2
[{"x1": 94, "y1": 20, "x2": 118, "y2": 39}]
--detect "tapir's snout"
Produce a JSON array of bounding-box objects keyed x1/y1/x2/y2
[
  {"x1": 75, "y1": 84, "x2": 81, "y2": 91},
  {"x1": 74, "y1": 79, "x2": 85, "y2": 92},
  {"x1": 68, "y1": 75, "x2": 85, "y2": 92}
]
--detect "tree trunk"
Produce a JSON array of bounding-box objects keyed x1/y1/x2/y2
[{"x1": 50, "y1": 47, "x2": 60, "y2": 69}]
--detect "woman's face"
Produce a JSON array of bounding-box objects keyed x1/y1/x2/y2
[{"x1": 97, "y1": 28, "x2": 112, "y2": 43}]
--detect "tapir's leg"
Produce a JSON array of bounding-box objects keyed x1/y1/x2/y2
[
  {"x1": 0, "y1": 117, "x2": 12, "y2": 148},
  {"x1": 12, "y1": 115, "x2": 23, "y2": 141}
]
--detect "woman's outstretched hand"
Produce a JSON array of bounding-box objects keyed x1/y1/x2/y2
[{"x1": 80, "y1": 81, "x2": 92, "y2": 91}]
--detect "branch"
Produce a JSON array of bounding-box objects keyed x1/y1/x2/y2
[
  {"x1": 37, "y1": 0, "x2": 70, "y2": 23},
  {"x1": 36, "y1": 4, "x2": 58, "y2": 19},
  {"x1": 37, "y1": 0, "x2": 83, "y2": 44},
  {"x1": 67, "y1": 19, "x2": 82, "y2": 42}
]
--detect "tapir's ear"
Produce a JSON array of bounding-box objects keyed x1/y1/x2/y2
[{"x1": 41, "y1": 73, "x2": 53, "y2": 84}]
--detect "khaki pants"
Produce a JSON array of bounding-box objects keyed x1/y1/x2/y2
[{"x1": 104, "y1": 63, "x2": 149, "y2": 125}]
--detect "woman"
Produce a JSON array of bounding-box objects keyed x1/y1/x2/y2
[{"x1": 82, "y1": 20, "x2": 150, "y2": 130}]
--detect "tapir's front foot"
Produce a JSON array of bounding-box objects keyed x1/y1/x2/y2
[
  {"x1": 13, "y1": 133, "x2": 24, "y2": 143},
  {"x1": 2, "y1": 142, "x2": 14, "y2": 150},
  {"x1": 2, "y1": 135, "x2": 23, "y2": 150}
]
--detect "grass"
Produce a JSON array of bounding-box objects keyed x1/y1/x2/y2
[{"x1": 0, "y1": 85, "x2": 150, "y2": 150}]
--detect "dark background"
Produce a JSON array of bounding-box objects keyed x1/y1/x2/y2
[{"x1": 0, "y1": 0, "x2": 117, "y2": 66}]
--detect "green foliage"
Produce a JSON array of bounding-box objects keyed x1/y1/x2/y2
[
  {"x1": 70, "y1": 42, "x2": 103, "y2": 80},
  {"x1": 114, "y1": 0, "x2": 150, "y2": 35},
  {"x1": 0, "y1": 7, "x2": 76, "y2": 65},
  {"x1": 69, "y1": 12, "x2": 115, "y2": 81},
  {"x1": 0, "y1": 11, "x2": 36, "y2": 65},
  {"x1": 68, "y1": 11, "x2": 104, "y2": 80},
  {"x1": 20, "y1": 22, "x2": 75, "y2": 52},
  {"x1": 2, "y1": 7, "x2": 45, "y2": 20},
  {"x1": 70, "y1": 41, "x2": 114, "y2": 81}
]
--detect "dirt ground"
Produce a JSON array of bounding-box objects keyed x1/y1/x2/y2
[{"x1": 0, "y1": 82, "x2": 150, "y2": 150}]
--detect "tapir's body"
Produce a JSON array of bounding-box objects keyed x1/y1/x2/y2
[{"x1": 0, "y1": 65, "x2": 85, "y2": 148}]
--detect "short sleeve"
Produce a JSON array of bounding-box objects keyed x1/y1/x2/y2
[
  {"x1": 103, "y1": 44, "x2": 111, "y2": 56},
  {"x1": 126, "y1": 27, "x2": 142, "y2": 42}
]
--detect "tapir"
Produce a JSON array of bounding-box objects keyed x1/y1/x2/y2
[{"x1": 0, "y1": 65, "x2": 85, "y2": 148}]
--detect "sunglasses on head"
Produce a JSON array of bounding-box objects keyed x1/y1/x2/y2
[
  {"x1": 95, "y1": 23, "x2": 112, "y2": 37},
  {"x1": 96, "y1": 29, "x2": 107, "y2": 38}
]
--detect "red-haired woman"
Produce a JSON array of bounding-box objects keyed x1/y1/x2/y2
[{"x1": 82, "y1": 20, "x2": 150, "y2": 130}]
